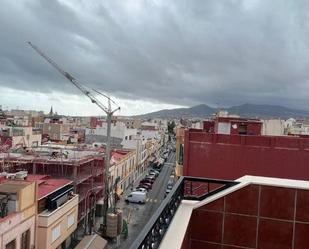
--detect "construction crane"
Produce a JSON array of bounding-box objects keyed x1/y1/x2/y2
[{"x1": 27, "y1": 41, "x2": 120, "y2": 234}]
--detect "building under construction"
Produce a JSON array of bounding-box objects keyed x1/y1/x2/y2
[{"x1": 0, "y1": 144, "x2": 105, "y2": 224}]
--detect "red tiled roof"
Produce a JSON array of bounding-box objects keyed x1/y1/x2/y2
[
  {"x1": 111, "y1": 150, "x2": 130, "y2": 161},
  {"x1": 26, "y1": 174, "x2": 49, "y2": 181},
  {"x1": 37, "y1": 178, "x2": 73, "y2": 200},
  {"x1": 26, "y1": 174, "x2": 73, "y2": 200},
  {"x1": 111, "y1": 152, "x2": 126, "y2": 161}
]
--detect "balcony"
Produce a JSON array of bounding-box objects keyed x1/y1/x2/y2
[
  {"x1": 38, "y1": 194, "x2": 78, "y2": 227},
  {"x1": 129, "y1": 176, "x2": 238, "y2": 249}
]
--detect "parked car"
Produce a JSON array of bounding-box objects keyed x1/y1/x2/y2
[
  {"x1": 125, "y1": 191, "x2": 147, "y2": 204},
  {"x1": 153, "y1": 166, "x2": 162, "y2": 172},
  {"x1": 165, "y1": 183, "x2": 173, "y2": 196},
  {"x1": 143, "y1": 178, "x2": 155, "y2": 184},
  {"x1": 138, "y1": 182, "x2": 152, "y2": 190},
  {"x1": 168, "y1": 178, "x2": 174, "y2": 185},
  {"x1": 153, "y1": 163, "x2": 162, "y2": 172},
  {"x1": 134, "y1": 187, "x2": 148, "y2": 193},
  {"x1": 145, "y1": 175, "x2": 156, "y2": 181},
  {"x1": 149, "y1": 170, "x2": 159, "y2": 177},
  {"x1": 148, "y1": 172, "x2": 156, "y2": 178},
  {"x1": 141, "y1": 178, "x2": 154, "y2": 185},
  {"x1": 150, "y1": 169, "x2": 160, "y2": 175}
]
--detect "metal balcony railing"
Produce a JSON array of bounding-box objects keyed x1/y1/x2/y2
[{"x1": 129, "y1": 176, "x2": 239, "y2": 249}]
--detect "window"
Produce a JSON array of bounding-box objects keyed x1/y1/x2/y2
[
  {"x1": 67, "y1": 213, "x2": 75, "y2": 228},
  {"x1": 52, "y1": 224, "x2": 61, "y2": 242},
  {"x1": 21, "y1": 230, "x2": 30, "y2": 249},
  {"x1": 5, "y1": 239, "x2": 16, "y2": 249}
]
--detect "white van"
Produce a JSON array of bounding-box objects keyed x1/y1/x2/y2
[{"x1": 125, "y1": 191, "x2": 147, "y2": 204}]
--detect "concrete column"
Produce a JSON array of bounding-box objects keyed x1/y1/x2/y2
[{"x1": 32, "y1": 163, "x2": 36, "y2": 174}]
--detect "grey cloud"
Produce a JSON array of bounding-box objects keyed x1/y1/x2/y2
[{"x1": 1, "y1": 0, "x2": 309, "y2": 110}]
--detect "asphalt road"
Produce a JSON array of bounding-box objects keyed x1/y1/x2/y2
[{"x1": 108, "y1": 151, "x2": 176, "y2": 249}]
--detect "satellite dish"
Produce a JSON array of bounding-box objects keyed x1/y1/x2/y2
[{"x1": 232, "y1": 124, "x2": 238, "y2": 129}]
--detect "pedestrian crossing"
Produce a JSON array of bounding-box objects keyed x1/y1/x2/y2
[{"x1": 146, "y1": 198, "x2": 160, "y2": 203}]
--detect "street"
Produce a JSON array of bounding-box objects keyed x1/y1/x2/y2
[{"x1": 108, "y1": 150, "x2": 176, "y2": 249}]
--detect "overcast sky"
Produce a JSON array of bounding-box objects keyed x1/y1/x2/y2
[{"x1": 1, "y1": 0, "x2": 309, "y2": 116}]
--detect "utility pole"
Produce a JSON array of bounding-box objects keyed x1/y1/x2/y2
[{"x1": 27, "y1": 42, "x2": 120, "y2": 235}]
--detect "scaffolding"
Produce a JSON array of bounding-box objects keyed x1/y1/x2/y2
[{"x1": 0, "y1": 146, "x2": 105, "y2": 223}]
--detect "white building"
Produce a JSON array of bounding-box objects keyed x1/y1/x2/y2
[
  {"x1": 1, "y1": 127, "x2": 42, "y2": 148},
  {"x1": 13, "y1": 115, "x2": 32, "y2": 127},
  {"x1": 285, "y1": 118, "x2": 309, "y2": 135},
  {"x1": 261, "y1": 119, "x2": 285, "y2": 136},
  {"x1": 122, "y1": 135, "x2": 148, "y2": 178},
  {"x1": 109, "y1": 150, "x2": 137, "y2": 190},
  {"x1": 86, "y1": 121, "x2": 137, "y2": 140}
]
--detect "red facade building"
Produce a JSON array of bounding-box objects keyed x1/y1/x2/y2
[
  {"x1": 183, "y1": 128, "x2": 309, "y2": 181},
  {"x1": 90, "y1": 117, "x2": 103, "y2": 129},
  {"x1": 203, "y1": 117, "x2": 262, "y2": 136}
]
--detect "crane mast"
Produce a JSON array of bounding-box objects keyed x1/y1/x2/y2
[{"x1": 27, "y1": 41, "x2": 120, "y2": 235}]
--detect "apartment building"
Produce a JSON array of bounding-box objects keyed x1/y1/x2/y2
[
  {"x1": 261, "y1": 118, "x2": 285, "y2": 136},
  {"x1": 117, "y1": 117, "x2": 142, "y2": 129},
  {"x1": 0, "y1": 179, "x2": 36, "y2": 249},
  {"x1": 13, "y1": 115, "x2": 32, "y2": 127},
  {"x1": 43, "y1": 123, "x2": 71, "y2": 142},
  {"x1": 0, "y1": 172, "x2": 78, "y2": 249},
  {"x1": 122, "y1": 134, "x2": 148, "y2": 178},
  {"x1": 0, "y1": 126, "x2": 42, "y2": 149},
  {"x1": 0, "y1": 145, "x2": 104, "y2": 225},
  {"x1": 33, "y1": 175, "x2": 78, "y2": 249},
  {"x1": 110, "y1": 150, "x2": 137, "y2": 191},
  {"x1": 85, "y1": 120, "x2": 137, "y2": 146},
  {"x1": 183, "y1": 123, "x2": 309, "y2": 182}
]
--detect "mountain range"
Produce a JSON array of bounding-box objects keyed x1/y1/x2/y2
[{"x1": 136, "y1": 103, "x2": 309, "y2": 119}]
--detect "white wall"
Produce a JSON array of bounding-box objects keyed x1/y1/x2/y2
[
  {"x1": 262, "y1": 119, "x2": 285, "y2": 136},
  {"x1": 217, "y1": 122, "x2": 231, "y2": 134},
  {"x1": 86, "y1": 122, "x2": 137, "y2": 139},
  {"x1": 141, "y1": 130, "x2": 159, "y2": 140},
  {"x1": 11, "y1": 127, "x2": 41, "y2": 147}
]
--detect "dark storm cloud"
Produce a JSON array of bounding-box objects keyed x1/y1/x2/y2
[{"x1": 1, "y1": 0, "x2": 309, "y2": 108}]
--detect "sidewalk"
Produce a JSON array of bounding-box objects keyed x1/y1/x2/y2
[
  {"x1": 107, "y1": 171, "x2": 149, "y2": 249},
  {"x1": 116, "y1": 170, "x2": 148, "y2": 208}
]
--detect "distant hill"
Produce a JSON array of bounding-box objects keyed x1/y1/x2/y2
[
  {"x1": 136, "y1": 104, "x2": 214, "y2": 119},
  {"x1": 227, "y1": 104, "x2": 309, "y2": 118},
  {"x1": 135, "y1": 103, "x2": 309, "y2": 119}
]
